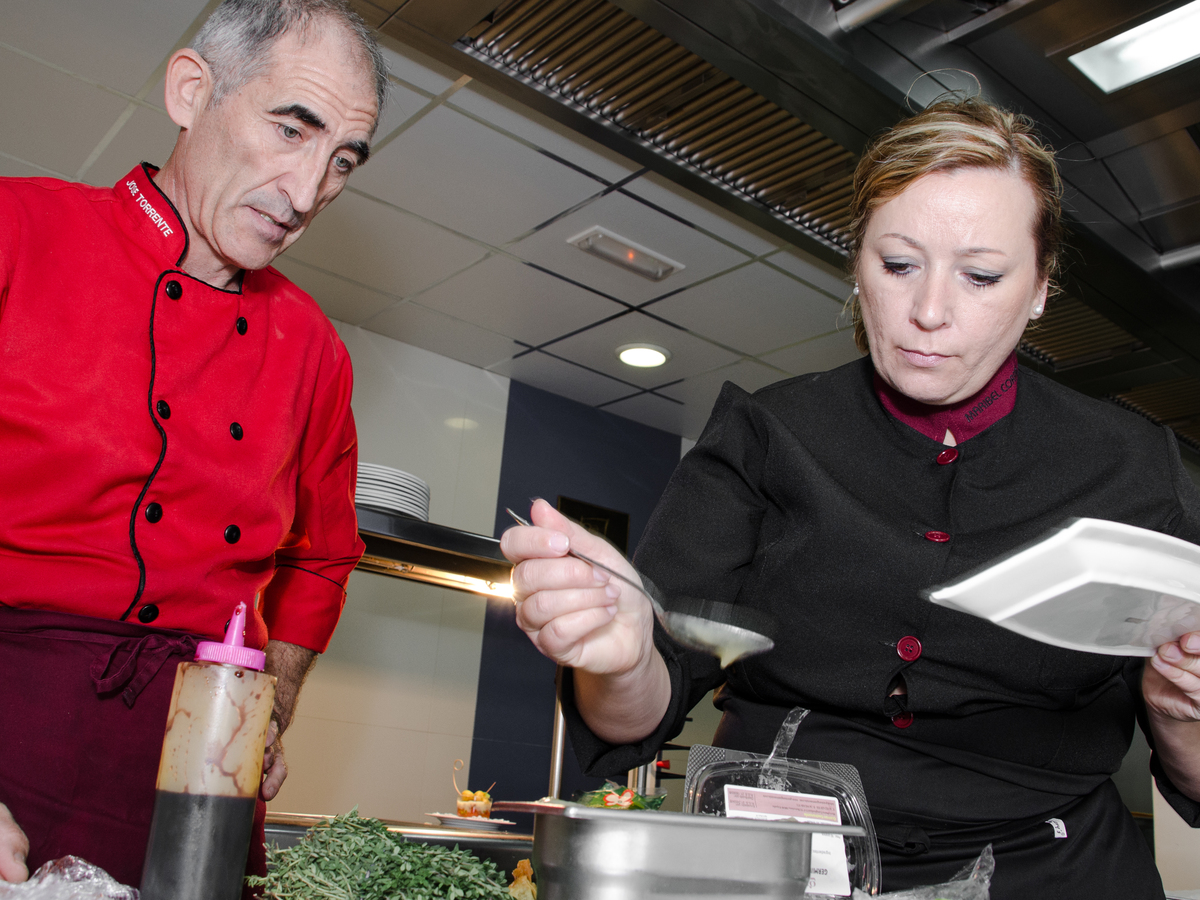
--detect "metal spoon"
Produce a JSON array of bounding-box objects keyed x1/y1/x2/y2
[{"x1": 505, "y1": 508, "x2": 774, "y2": 667}]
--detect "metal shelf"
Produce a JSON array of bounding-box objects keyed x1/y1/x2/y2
[{"x1": 355, "y1": 506, "x2": 512, "y2": 598}]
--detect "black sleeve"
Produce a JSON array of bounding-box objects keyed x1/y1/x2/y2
[
  {"x1": 1125, "y1": 658, "x2": 1200, "y2": 827},
  {"x1": 561, "y1": 381, "x2": 776, "y2": 775},
  {"x1": 560, "y1": 617, "x2": 726, "y2": 776},
  {"x1": 1165, "y1": 427, "x2": 1200, "y2": 545}
]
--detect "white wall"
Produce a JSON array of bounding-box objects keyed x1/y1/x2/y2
[
  {"x1": 268, "y1": 323, "x2": 510, "y2": 823},
  {"x1": 1155, "y1": 784, "x2": 1200, "y2": 892}
]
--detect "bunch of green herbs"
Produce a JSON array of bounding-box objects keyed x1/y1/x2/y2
[{"x1": 246, "y1": 809, "x2": 512, "y2": 900}]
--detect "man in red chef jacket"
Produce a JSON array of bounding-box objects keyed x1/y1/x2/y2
[{"x1": 0, "y1": 0, "x2": 385, "y2": 885}]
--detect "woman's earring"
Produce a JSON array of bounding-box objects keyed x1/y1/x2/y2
[
  {"x1": 1033, "y1": 303, "x2": 1044, "y2": 315},
  {"x1": 853, "y1": 284, "x2": 860, "y2": 296}
]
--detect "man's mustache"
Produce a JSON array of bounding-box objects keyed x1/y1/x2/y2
[{"x1": 249, "y1": 199, "x2": 304, "y2": 231}]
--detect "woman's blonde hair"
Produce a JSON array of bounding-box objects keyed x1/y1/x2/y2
[{"x1": 846, "y1": 96, "x2": 1063, "y2": 353}]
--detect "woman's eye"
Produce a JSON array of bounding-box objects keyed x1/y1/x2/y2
[
  {"x1": 882, "y1": 260, "x2": 913, "y2": 276},
  {"x1": 966, "y1": 272, "x2": 1002, "y2": 287}
]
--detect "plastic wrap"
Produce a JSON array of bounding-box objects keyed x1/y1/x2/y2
[
  {"x1": 852, "y1": 846, "x2": 993, "y2": 900},
  {"x1": 0, "y1": 857, "x2": 138, "y2": 900}
]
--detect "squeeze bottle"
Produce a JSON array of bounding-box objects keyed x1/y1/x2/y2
[{"x1": 140, "y1": 602, "x2": 277, "y2": 900}]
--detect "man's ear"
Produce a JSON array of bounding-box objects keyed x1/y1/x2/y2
[{"x1": 163, "y1": 49, "x2": 212, "y2": 130}]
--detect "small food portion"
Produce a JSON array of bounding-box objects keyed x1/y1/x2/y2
[
  {"x1": 507, "y1": 859, "x2": 536, "y2": 900},
  {"x1": 578, "y1": 781, "x2": 667, "y2": 810},
  {"x1": 452, "y1": 758, "x2": 495, "y2": 818},
  {"x1": 458, "y1": 788, "x2": 494, "y2": 818},
  {"x1": 247, "y1": 810, "x2": 512, "y2": 900}
]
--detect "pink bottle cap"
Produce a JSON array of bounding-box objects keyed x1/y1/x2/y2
[{"x1": 195, "y1": 601, "x2": 266, "y2": 671}]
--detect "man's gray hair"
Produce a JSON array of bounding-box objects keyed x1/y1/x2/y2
[{"x1": 191, "y1": 0, "x2": 388, "y2": 130}]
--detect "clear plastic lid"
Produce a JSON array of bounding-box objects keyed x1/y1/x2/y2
[{"x1": 683, "y1": 748, "x2": 882, "y2": 897}]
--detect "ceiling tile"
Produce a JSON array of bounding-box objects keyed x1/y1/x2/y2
[
  {"x1": 372, "y1": 82, "x2": 439, "y2": 143},
  {"x1": 144, "y1": 73, "x2": 168, "y2": 112},
  {"x1": 0, "y1": 47, "x2": 130, "y2": 178},
  {"x1": 544, "y1": 310, "x2": 740, "y2": 389},
  {"x1": 647, "y1": 262, "x2": 847, "y2": 356},
  {"x1": 379, "y1": 41, "x2": 465, "y2": 96},
  {"x1": 283, "y1": 188, "x2": 485, "y2": 299},
  {"x1": 0, "y1": 0, "x2": 199, "y2": 96},
  {"x1": 412, "y1": 254, "x2": 628, "y2": 346},
  {"x1": 621, "y1": 172, "x2": 780, "y2": 257},
  {"x1": 270, "y1": 257, "x2": 400, "y2": 325},
  {"x1": 487, "y1": 350, "x2": 635, "y2": 407},
  {"x1": 364, "y1": 300, "x2": 521, "y2": 370},
  {"x1": 759, "y1": 327, "x2": 862, "y2": 376},
  {"x1": 349, "y1": 105, "x2": 603, "y2": 246},
  {"x1": 764, "y1": 245, "x2": 853, "y2": 300},
  {"x1": 509, "y1": 190, "x2": 751, "y2": 304},
  {"x1": 597, "y1": 391, "x2": 689, "y2": 436},
  {"x1": 651, "y1": 358, "x2": 788, "y2": 438},
  {"x1": 446, "y1": 82, "x2": 641, "y2": 184},
  {"x1": 82, "y1": 106, "x2": 178, "y2": 188},
  {"x1": 1105, "y1": 131, "x2": 1200, "y2": 215},
  {"x1": 0, "y1": 154, "x2": 57, "y2": 179},
  {"x1": 348, "y1": 0, "x2": 392, "y2": 29}
]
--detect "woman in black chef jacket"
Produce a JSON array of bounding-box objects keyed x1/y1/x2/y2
[{"x1": 501, "y1": 97, "x2": 1200, "y2": 898}]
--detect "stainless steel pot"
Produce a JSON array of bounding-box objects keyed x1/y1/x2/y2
[{"x1": 494, "y1": 800, "x2": 866, "y2": 899}]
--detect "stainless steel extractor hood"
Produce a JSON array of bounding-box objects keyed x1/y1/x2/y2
[{"x1": 356, "y1": 506, "x2": 513, "y2": 598}]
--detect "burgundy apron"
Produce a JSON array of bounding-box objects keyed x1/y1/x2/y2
[{"x1": 0, "y1": 607, "x2": 267, "y2": 893}]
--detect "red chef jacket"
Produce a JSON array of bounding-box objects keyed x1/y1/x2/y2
[{"x1": 0, "y1": 163, "x2": 366, "y2": 652}]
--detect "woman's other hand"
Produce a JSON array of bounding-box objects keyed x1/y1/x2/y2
[
  {"x1": 501, "y1": 499, "x2": 655, "y2": 677},
  {"x1": 1144, "y1": 631, "x2": 1200, "y2": 801},
  {"x1": 0, "y1": 802, "x2": 29, "y2": 882},
  {"x1": 1146, "y1": 631, "x2": 1200, "y2": 722}
]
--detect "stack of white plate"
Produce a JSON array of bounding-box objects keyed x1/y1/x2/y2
[{"x1": 356, "y1": 463, "x2": 430, "y2": 521}]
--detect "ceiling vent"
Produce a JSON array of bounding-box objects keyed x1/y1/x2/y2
[
  {"x1": 1110, "y1": 378, "x2": 1200, "y2": 454},
  {"x1": 458, "y1": 0, "x2": 857, "y2": 250},
  {"x1": 1019, "y1": 295, "x2": 1147, "y2": 371}
]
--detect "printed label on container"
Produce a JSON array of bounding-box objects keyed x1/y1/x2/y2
[{"x1": 724, "y1": 785, "x2": 852, "y2": 896}]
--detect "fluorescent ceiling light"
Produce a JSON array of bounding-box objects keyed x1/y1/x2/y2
[
  {"x1": 617, "y1": 344, "x2": 670, "y2": 367},
  {"x1": 1068, "y1": 0, "x2": 1200, "y2": 93},
  {"x1": 567, "y1": 226, "x2": 685, "y2": 282}
]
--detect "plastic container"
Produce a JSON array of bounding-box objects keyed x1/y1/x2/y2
[
  {"x1": 140, "y1": 602, "x2": 277, "y2": 900},
  {"x1": 683, "y1": 747, "x2": 882, "y2": 897}
]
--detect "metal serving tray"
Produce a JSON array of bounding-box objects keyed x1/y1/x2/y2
[{"x1": 494, "y1": 801, "x2": 866, "y2": 899}]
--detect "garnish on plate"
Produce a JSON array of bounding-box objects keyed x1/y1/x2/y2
[
  {"x1": 452, "y1": 758, "x2": 496, "y2": 818},
  {"x1": 578, "y1": 781, "x2": 666, "y2": 810}
]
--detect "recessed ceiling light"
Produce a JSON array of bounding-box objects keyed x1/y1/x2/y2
[
  {"x1": 567, "y1": 226, "x2": 685, "y2": 282},
  {"x1": 1068, "y1": 0, "x2": 1200, "y2": 93},
  {"x1": 444, "y1": 417, "x2": 479, "y2": 430},
  {"x1": 617, "y1": 344, "x2": 670, "y2": 367}
]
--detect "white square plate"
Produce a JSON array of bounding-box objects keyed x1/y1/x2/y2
[{"x1": 925, "y1": 518, "x2": 1200, "y2": 656}]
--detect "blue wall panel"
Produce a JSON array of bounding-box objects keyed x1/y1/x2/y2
[{"x1": 469, "y1": 380, "x2": 681, "y2": 815}]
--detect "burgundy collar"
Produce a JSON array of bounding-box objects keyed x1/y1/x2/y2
[{"x1": 873, "y1": 353, "x2": 1018, "y2": 443}]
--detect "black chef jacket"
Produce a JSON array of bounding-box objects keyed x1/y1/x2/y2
[{"x1": 560, "y1": 357, "x2": 1200, "y2": 898}]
